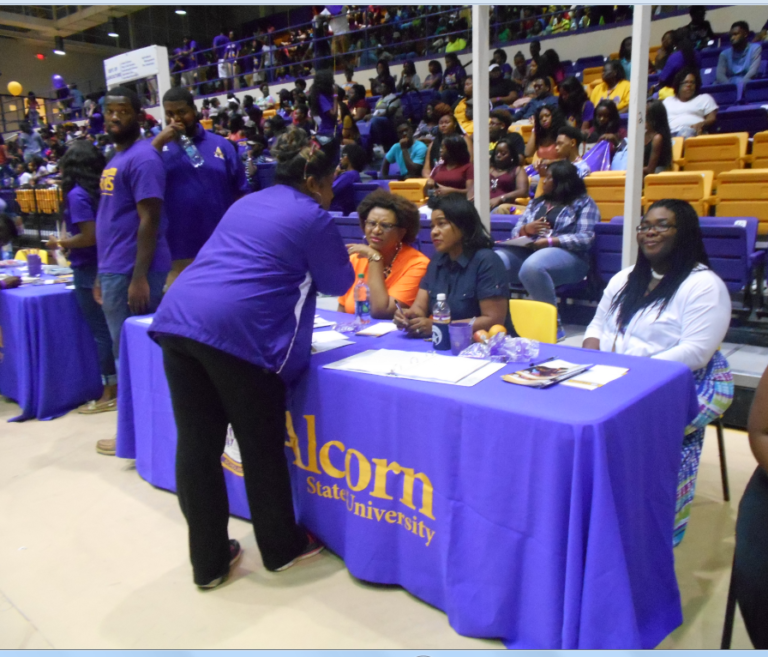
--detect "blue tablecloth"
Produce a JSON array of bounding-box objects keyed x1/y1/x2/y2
[
  {"x1": 0, "y1": 274, "x2": 101, "y2": 421},
  {"x1": 117, "y1": 312, "x2": 698, "y2": 649}
]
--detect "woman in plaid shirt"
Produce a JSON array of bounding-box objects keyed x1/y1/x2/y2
[{"x1": 494, "y1": 160, "x2": 599, "y2": 339}]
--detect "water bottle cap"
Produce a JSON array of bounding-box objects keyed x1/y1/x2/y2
[{"x1": 437, "y1": 293, "x2": 446, "y2": 300}]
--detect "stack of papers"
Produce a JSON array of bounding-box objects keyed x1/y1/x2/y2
[
  {"x1": 312, "y1": 329, "x2": 354, "y2": 354},
  {"x1": 324, "y1": 349, "x2": 501, "y2": 386},
  {"x1": 502, "y1": 359, "x2": 593, "y2": 388},
  {"x1": 560, "y1": 365, "x2": 628, "y2": 390}
]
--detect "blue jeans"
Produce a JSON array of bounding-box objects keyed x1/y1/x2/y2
[
  {"x1": 494, "y1": 245, "x2": 589, "y2": 308},
  {"x1": 100, "y1": 271, "x2": 167, "y2": 362},
  {"x1": 73, "y1": 265, "x2": 116, "y2": 386}
]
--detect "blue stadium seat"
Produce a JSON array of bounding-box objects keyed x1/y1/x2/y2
[
  {"x1": 352, "y1": 181, "x2": 390, "y2": 207},
  {"x1": 574, "y1": 55, "x2": 605, "y2": 73},
  {"x1": 700, "y1": 47, "x2": 723, "y2": 70},
  {"x1": 700, "y1": 68, "x2": 718, "y2": 87},
  {"x1": 742, "y1": 79, "x2": 768, "y2": 104},
  {"x1": 711, "y1": 107, "x2": 768, "y2": 136},
  {"x1": 701, "y1": 83, "x2": 740, "y2": 107}
]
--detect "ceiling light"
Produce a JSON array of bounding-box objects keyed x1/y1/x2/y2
[
  {"x1": 175, "y1": 7, "x2": 187, "y2": 15},
  {"x1": 108, "y1": 18, "x2": 119, "y2": 37},
  {"x1": 53, "y1": 36, "x2": 65, "y2": 55}
]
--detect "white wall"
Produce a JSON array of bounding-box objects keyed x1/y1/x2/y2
[
  {"x1": 0, "y1": 39, "x2": 118, "y2": 98},
  {"x1": 142, "y1": 5, "x2": 763, "y2": 122}
]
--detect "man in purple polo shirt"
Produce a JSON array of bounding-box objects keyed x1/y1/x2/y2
[
  {"x1": 178, "y1": 36, "x2": 198, "y2": 89},
  {"x1": 152, "y1": 86, "x2": 249, "y2": 285},
  {"x1": 95, "y1": 86, "x2": 170, "y2": 456}
]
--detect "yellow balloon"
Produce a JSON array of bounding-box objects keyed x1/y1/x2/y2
[{"x1": 7, "y1": 81, "x2": 22, "y2": 96}]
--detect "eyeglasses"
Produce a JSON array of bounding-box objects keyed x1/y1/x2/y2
[
  {"x1": 636, "y1": 222, "x2": 677, "y2": 234},
  {"x1": 364, "y1": 220, "x2": 398, "y2": 232}
]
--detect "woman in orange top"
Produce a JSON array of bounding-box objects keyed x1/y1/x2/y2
[{"x1": 338, "y1": 190, "x2": 429, "y2": 319}]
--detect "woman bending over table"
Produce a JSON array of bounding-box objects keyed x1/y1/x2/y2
[
  {"x1": 583, "y1": 199, "x2": 733, "y2": 546},
  {"x1": 150, "y1": 128, "x2": 353, "y2": 588},
  {"x1": 394, "y1": 193, "x2": 511, "y2": 337},
  {"x1": 46, "y1": 140, "x2": 117, "y2": 414},
  {"x1": 338, "y1": 190, "x2": 429, "y2": 319}
]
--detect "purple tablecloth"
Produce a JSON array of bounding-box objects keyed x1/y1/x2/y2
[
  {"x1": 0, "y1": 274, "x2": 101, "y2": 421},
  {"x1": 117, "y1": 312, "x2": 698, "y2": 649}
]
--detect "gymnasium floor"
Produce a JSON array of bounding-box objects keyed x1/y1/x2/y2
[{"x1": 0, "y1": 389, "x2": 759, "y2": 648}]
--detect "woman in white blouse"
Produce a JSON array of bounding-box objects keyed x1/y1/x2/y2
[
  {"x1": 662, "y1": 68, "x2": 718, "y2": 138},
  {"x1": 584, "y1": 199, "x2": 733, "y2": 546}
]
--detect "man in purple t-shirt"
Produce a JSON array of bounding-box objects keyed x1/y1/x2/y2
[{"x1": 94, "y1": 86, "x2": 170, "y2": 456}]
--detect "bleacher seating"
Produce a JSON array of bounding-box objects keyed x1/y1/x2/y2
[
  {"x1": 708, "y1": 169, "x2": 768, "y2": 235},
  {"x1": 700, "y1": 68, "x2": 718, "y2": 86},
  {"x1": 388, "y1": 179, "x2": 428, "y2": 204},
  {"x1": 741, "y1": 79, "x2": 768, "y2": 105},
  {"x1": 748, "y1": 131, "x2": 768, "y2": 168},
  {"x1": 701, "y1": 83, "x2": 740, "y2": 108},
  {"x1": 352, "y1": 181, "x2": 390, "y2": 207},
  {"x1": 583, "y1": 172, "x2": 626, "y2": 221},
  {"x1": 711, "y1": 108, "x2": 768, "y2": 136},
  {"x1": 593, "y1": 222, "x2": 623, "y2": 285},
  {"x1": 574, "y1": 55, "x2": 605, "y2": 73},
  {"x1": 675, "y1": 133, "x2": 748, "y2": 175},
  {"x1": 643, "y1": 171, "x2": 714, "y2": 215},
  {"x1": 700, "y1": 48, "x2": 723, "y2": 70}
]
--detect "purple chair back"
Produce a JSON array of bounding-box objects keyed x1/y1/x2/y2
[
  {"x1": 743, "y1": 79, "x2": 768, "y2": 104},
  {"x1": 711, "y1": 107, "x2": 768, "y2": 136},
  {"x1": 352, "y1": 181, "x2": 390, "y2": 207},
  {"x1": 700, "y1": 83, "x2": 739, "y2": 107},
  {"x1": 593, "y1": 223, "x2": 623, "y2": 285},
  {"x1": 700, "y1": 48, "x2": 723, "y2": 70},
  {"x1": 700, "y1": 68, "x2": 717, "y2": 86}
]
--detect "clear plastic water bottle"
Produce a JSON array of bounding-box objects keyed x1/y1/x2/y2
[
  {"x1": 1, "y1": 244, "x2": 12, "y2": 262},
  {"x1": 354, "y1": 273, "x2": 371, "y2": 325},
  {"x1": 431, "y1": 293, "x2": 451, "y2": 351},
  {"x1": 179, "y1": 134, "x2": 204, "y2": 168}
]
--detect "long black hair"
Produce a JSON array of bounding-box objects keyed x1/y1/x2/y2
[
  {"x1": 309, "y1": 68, "x2": 335, "y2": 117},
  {"x1": 537, "y1": 160, "x2": 587, "y2": 205},
  {"x1": 646, "y1": 100, "x2": 673, "y2": 169},
  {"x1": 619, "y1": 36, "x2": 632, "y2": 61},
  {"x1": 59, "y1": 140, "x2": 105, "y2": 204},
  {"x1": 441, "y1": 134, "x2": 471, "y2": 166},
  {"x1": 609, "y1": 199, "x2": 710, "y2": 329},
  {"x1": 558, "y1": 76, "x2": 589, "y2": 123},
  {"x1": 429, "y1": 193, "x2": 493, "y2": 253},
  {"x1": 533, "y1": 105, "x2": 565, "y2": 149},
  {"x1": 591, "y1": 99, "x2": 621, "y2": 139}
]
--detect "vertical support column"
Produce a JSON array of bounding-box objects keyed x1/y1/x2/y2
[
  {"x1": 622, "y1": 5, "x2": 652, "y2": 268},
  {"x1": 472, "y1": 5, "x2": 491, "y2": 231}
]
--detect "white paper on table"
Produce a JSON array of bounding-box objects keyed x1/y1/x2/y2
[
  {"x1": 355, "y1": 322, "x2": 399, "y2": 337},
  {"x1": 455, "y1": 361, "x2": 507, "y2": 386},
  {"x1": 314, "y1": 315, "x2": 336, "y2": 328},
  {"x1": 496, "y1": 235, "x2": 535, "y2": 247},
  {"x1": 560, "y1": 364, "x2": 629, "y2": 390},
  {"x1": 324, "y1": 349, "x2": 489, "y2": 384},
  {"x1": 311, "y1": 329, "x2": 354, "y2": 354}
]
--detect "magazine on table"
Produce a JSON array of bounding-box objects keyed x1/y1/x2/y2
[{"x1": 501, "y1": 359, "x2": 593, "y2": 388}]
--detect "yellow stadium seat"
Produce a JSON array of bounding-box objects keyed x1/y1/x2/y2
[
  {"x1": 200, "y1": 118, "x2": 213, "y2": 130},
  {"x1": 675, "y1": 133, "x2": 748, "y2": 175},
  {"x1": 747, "y1": 131, "x2": 768, "y2": 169},
  {"x1": 583, "y1": 171, "x2": 626, "y2": 221},
  {"x1": 14, "y1": 248, "x2": 50, "y2": 264},
  {"x1": 509, "y1": 122, "x2": 533, "y2": 144},
  {"x1": 707, "y1": 169, "x2": 768, "y2": 235},
  {"x1": 642, "y1": 171, "x2": 714, "y2": 216},
  {"x1": 671, "y1": 136, "x2": 684, "y2": 172},
  {"x1": 509, "y1": 299, "x2": 558, "y2": 344},
  {"x1": 15, "y1": 189, "x2": 34, "y2": 214},
  {"x1": 262, "y1": 109, "x2": 276, "y2": 120},
  {"x1": 388, "y1": 179, "x2": 428, "y2": 204},
  {"x1": 581, "y1": 66, "x2": 603, "y2": 87}
]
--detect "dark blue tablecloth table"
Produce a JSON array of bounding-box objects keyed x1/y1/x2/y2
[
  {"x1": 0, "y1": 273, "x2": 102, "y2": 421},
  {"x1": 116, "y1": 312, "x2": 698, "y2": 649}
]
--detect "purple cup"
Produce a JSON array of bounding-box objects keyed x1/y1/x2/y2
[
  {"x1": 27, "y1": 253, "x2": 42, "y2": 277},
  {"x1": 449, "y1": 322, "x2": 474, "y2": 356}
]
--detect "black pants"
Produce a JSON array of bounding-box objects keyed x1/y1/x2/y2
[
  {"x1": 734, "y1": 466, "x2": 768, "y2": 648},
  {"x1": 160, "y1": 335, "x2": 307, "y2": 583}
]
